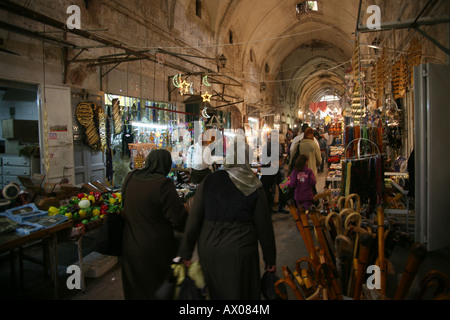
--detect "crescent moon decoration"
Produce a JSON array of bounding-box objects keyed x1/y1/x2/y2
[
  {"x1": 202, "y1": 106, "x2": 210, "y2": 118},
  {"x1": 172, "y1": 74, "x2": 181, "y2": 88},
  {"x1": 202, "y1": 75, "x2": 211, "y2": 87}
]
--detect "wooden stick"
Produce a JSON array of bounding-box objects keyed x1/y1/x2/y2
[
  {"x1": 315, "y1": 251, "x2": 343, "y2": 300},
  {"x1": 394, "y1": 242, "x2": 427, "y2": 300},
  {"x1": 287, "y1": 200, "x2": 319, "y2": 266},
  {"x1": 353, "y1": 233, "x2": 374, "y2": 300},
  {"x1": 376, "y1": 206, "x2": 387, "y2": 298},
  {"x1": 280, "y1": 265, "x2": 305, "y2": 300},
  {"x1": 416, "y1": 270, "x2": 449, "y2": 300},
  {"x1": 344, "y1": 212, "x2": 362, "y2": 297},
  {"x1": 298, "y1": 204, "x2": 320, "y2": 266},
  {"x1": 345, "y1": 193, "x2": 361, "y2": 212},
  {"x1": 296, "y1": 257, "x2": 318, "y2": 294},
  {"x1": 319, "y1": 216, "x2": 336, "y2": 264},
  {"x1": 310, "y1": 206, "x2": 335, "y2": 272}
]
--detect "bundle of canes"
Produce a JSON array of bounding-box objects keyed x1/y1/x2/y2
[
  {"x1": 287, "y1": 200, "x2": 319, "y2": 266},
  {"x1": 394, "y1": 242, "x2": 427, "y2": 300}
]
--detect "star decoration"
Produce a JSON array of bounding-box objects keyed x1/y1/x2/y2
[
  {"x1": 179, "y1": 80, "x2": 191, "y2": 95},
  {"x1": 201, "y1": 91, "x2": 212, "y2": 102}
]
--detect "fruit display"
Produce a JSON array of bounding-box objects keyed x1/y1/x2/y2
[{"x1": 47, "y1": 191, "x2": 122, "y2": 227}]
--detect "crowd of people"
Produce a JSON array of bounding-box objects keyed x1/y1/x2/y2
[{"x1": 119, "y1": 123, "x2": 336, "y2": 300}]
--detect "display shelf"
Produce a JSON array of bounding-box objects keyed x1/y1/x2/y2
[{"x1": 384, "y1": 173, "x2": 412, "y2": 235}]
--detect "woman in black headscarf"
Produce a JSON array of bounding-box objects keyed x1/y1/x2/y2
[
  {"x1": 178, "y1": 141, "x2": 276, "y2": 300},
  {"x1": 121, "y1": 149, "x2": 187, "y2": 299}
]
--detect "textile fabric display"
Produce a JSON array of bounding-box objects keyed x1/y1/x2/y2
[
  {"x1": 340, "y1": 155, "x2": 384, "y2": 207},
  {"x1": 309, "y1": 101, "x2": 327, "y2": 114},
  {"x1": 343, "y1": 125, "x2": 383, "y2": 158}
]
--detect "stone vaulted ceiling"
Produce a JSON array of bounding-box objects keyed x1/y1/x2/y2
[{"x1": 203, "y1": 0, "x2": 371, "y2": 116}]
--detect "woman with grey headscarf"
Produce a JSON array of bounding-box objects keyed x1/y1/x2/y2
[
  {"x1": 121, "y1": 149, "x2": 187, "y2": 299},
  {"x1": 178, "y1": 141, "x2": 277, "y2": 300}
]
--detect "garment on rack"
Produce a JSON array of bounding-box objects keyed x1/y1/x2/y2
[
  {"x1": 344, "y1": 125, "x2": 383, "y2": 158},
  {"x1": 341, "y1": 155, "x2": 383, "y2": 207}
]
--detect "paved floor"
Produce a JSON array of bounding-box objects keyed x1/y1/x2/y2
[{"x1": 1, "y1": 168, "x2": 450, "y2": 301}]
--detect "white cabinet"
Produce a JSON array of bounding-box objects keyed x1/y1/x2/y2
[{"x1": 1, "y1": 155, "x2": 40, "y2": 188}]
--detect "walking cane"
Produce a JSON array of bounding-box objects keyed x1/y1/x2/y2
[
  {"x1": 313, "y1": 190, "x2": 333, "y2": 216},
  {"x1": 279, "y1": 265, "x2": 305, "y2": 300},
  {"x1": 325, "y1": 211, "x2": 342, "y2": 243},
  {"x1": 315, "y1": 250, "x2": 343, "y2": 300},
  {"x1": 344, "y1": 211, "x2": 362, "y2": 297},
  {"x1": 394, "y1": 242, "x2": 427, "y2": 300},
  {"x1": 344, "y1": 193, "x2": 361, "y2": 212},
  {"x1": 298, "y1": 204, "x2": 320, "y2": 266},
  {"x1": 416, "y1": 270, "x2": 450, "y2": 300},
  {"x1": 295, "y1": 257, "x2": 318, "y2": 297},
  {"x1": 310, "y1": 206, "x2": 335, "y2": 274},
  {"x1": 337, "y1": 196, "x2": 347, "y2": 212},
  {"x1": 352, "y1": 233, "x2": 373, "y2": 300},
  {"x1": 375, "y1": 206, "x2": 387, "y2": 298},
  {"x1": 306, "y1": 285, "x2": 327, "y2": 300},
  {"x1": 319, "y1": 215, "x2": 336, "y2": 265}
]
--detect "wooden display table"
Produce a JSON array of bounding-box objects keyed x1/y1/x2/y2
[{"x1": 0, "y1": 220, "x2": 73, "y2": 299}]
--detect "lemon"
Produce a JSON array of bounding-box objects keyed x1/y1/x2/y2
[{"x1": 48, "y1": 206, "x2": 59, "y2": 215}]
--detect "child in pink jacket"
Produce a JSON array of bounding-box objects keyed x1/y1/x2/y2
[{"x1": 289, "y1": 154, "x2": 316, "y2": 210}]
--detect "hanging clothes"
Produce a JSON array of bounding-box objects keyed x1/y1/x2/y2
[{"x1": 341, "y1": 155, "x2": 383, "y2": 208}]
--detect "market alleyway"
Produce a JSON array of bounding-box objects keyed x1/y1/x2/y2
[{"x1": 1, "y1": 169, "x2": 450, "y2": 301}]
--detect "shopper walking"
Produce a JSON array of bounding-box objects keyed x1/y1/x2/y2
[
  {"x1": 261, "y1": 133, "x2": 277, "y2": 212},
  {"x1": 186, "y1": 134, "x2": 213, "y2": 184},
  {"x1": 178, "y1": 142, "x2": 277, "y2": 300},
  {"x1": 317, "y1": 131, "x2": 327, "y2": 173},
  {"x1": 121, "y1": 149, "x2": 188, "y2": 300},
  {"x1": 289, "y1": 127, "x2": 322, "y2": 177},
  {"x1": 289, "y1": 154, "x2": 317, "y2": 210}
]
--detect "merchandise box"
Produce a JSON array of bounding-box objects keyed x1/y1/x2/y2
[
  {"x1": 26, "y1": 214, "x2": 68, "y2": 229},
  {"x1": 15, "y1": 221, "x2": 43, "y2": 236},
  {"x1": 5, "y1": 203, "x2": 48, "y2": 223},
  {"x1": 0, "y1": 213, "x2": 20, "y2": 235}
]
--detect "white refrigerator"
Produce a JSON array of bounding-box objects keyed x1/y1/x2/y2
[{"x1": 414, "y1": 63, "x2": 450, "y2": 252}]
